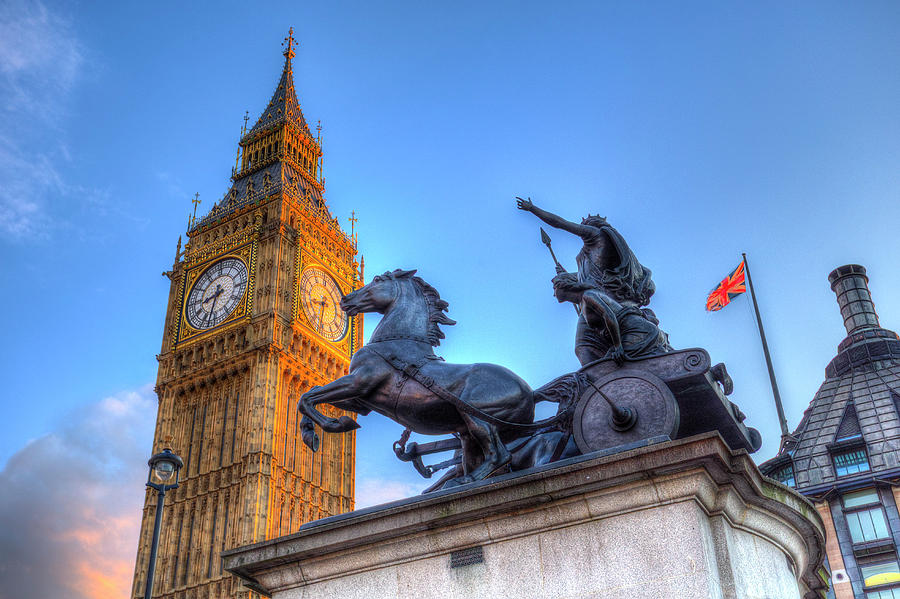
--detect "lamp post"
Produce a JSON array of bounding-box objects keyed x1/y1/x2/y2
[{"x1": 143, "y1": 448, "x2": 183, "y2": 599}]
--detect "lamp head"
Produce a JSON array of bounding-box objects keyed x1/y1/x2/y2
[{"x1": 147, "y1": 448, "x2": 184, "y2": 486}]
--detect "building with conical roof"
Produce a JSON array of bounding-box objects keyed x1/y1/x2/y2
[
  {"x1": 195, "y1": 29, "x2": 328, "y2": 231},
  {"x1": 130, "y1": 31, "x2": 363, "y2": 599},
  {"x1": 761, "y1": 265, "x2": 900, "y2": 599}
]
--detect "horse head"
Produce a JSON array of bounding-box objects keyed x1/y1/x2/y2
[
  {"x1": 342, "y1": 268, "x2": 456, "y2": 346},
  {"x1": 340, "y1": 268, "x2": 416, "y2": 316}
]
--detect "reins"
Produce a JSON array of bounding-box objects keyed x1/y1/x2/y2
[{"x1": 364, "y1": 345, "x2": 564, "y2": 432}]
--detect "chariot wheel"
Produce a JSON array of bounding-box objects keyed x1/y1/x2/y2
[{"x1": 573, "y1": 370, "x2": 679, "y2": 454}]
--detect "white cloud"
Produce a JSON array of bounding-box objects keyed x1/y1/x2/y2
[
  {"x1": 0, "y1": 134, "x2": 62, "y2": 238},
  {"x1": 0, "y1": 0, "x2": 84, "y2": 240},
  {"x1": 0, "y1": 385, "x2": 156, "y2": 599},
  {"x1": 0, "y1": 0, "x2": 83, "y2": 121}
]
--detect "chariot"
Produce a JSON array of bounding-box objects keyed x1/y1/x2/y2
[
  {"x1": 298, "y1": 267, "x2": 761, "y2": 492},
  {"x1": 393, "y1": 347, "x2": 762, "y2": 491}
]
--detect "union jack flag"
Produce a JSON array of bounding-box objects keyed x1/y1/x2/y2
[{"x1": 706, "y1": 260, "x2": 746, "y2": 311}]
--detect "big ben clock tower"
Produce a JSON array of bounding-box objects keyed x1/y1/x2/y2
[{"x1": 130, "y1": 30, "x2": 363, "y2": 599}]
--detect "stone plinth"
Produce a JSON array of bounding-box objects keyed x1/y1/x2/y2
[{"x1": 223, "y1": 434, "x2": 829, "y2": 599}]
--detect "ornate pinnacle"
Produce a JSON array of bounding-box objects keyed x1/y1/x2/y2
[
  {"x1": 191, "y1": 192, "x2": 201, "y2": 224},
  {"x1": 283, "y1": 27, "x2": 296, "y2": 61}
]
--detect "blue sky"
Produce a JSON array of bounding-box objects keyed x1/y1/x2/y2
[{"x1": 1, "y1": 1, "x2": 899, "y2": 594}]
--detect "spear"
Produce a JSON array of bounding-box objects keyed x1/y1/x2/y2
[
  {"x1": 540, "y1": 227, "x2": 565, "y2": 274},
  {"x1": 540, "y1": 228, "x2": 581, "y2": 315}
]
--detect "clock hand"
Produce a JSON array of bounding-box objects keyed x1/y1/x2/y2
[
  {"x1": 203, "y1": 285, "x2": 225, "y2": 306},
  {"x1": 317, "y1": 297, "x2": 327, "y2": 329}
]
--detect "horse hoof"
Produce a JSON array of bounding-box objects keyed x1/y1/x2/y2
[
  {"x1": 302, "y1": 429, "x2": 320, "y2": 452},
  {"x1": 338, "y1": 415, "x2": 361, "y2": 430}
]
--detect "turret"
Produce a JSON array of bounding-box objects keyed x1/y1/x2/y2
[{"x1": 828, "y1": 264, "x2": 880, "y2": 335}]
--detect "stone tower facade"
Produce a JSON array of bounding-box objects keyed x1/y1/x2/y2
[
  {"x1": 130, "y1": 31, "x2": 363, "y2": 599},
  {"x1": 761, "y1": 265, "x2": 900, "y2": 599}
]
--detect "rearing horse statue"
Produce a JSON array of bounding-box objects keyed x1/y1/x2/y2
[{"x1": 297, "y1": 269, "x2": 535, "y2": 488}]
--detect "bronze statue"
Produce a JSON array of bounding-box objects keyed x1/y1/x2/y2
[
  {"x1": 552, "y1": 274, "x2": 671, "y2": 364},
  {"x1": 516, "y1": 197, "x2": 670, "y2": 365},
  {"x1": 297, "y1": 269, "x2": 539, "y2": 488},
  {"x1": 297, "y1": 204, "x2": 762, "y2": 495}
]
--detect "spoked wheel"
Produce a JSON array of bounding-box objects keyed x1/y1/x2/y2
[{"x1": 573, "y1": 370, "x2": 679, "y2": 454}]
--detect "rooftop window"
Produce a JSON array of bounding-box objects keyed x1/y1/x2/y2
[
  {"x1": 834, "y1": 447, "x2": 870, "y2": 477},
  {"x1": 771, "y1": 463, "x2": 795, "y2": 487}
]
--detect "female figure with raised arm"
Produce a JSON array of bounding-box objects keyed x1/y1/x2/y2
[{"x1": 516, "y1": 197, "x2": 670, "y2": 365}]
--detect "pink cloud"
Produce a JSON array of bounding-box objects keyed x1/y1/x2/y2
[{"x1": 0, "y1": 386, "x2": 155, "y2": 599}]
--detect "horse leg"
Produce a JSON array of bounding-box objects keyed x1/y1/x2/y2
[
  {"x1": 459, "y1": 433, "x2": 482, "y2": 477},
  {"x1": 307, "y1": 393, "x2": 362, "y2": 432},
  {"x1": 300, "y1": 398, "x2": 368, "y2": 452},
  {"x1": 440, "y1": 433, "x2": 480, "y2": 489},
  {"x1": 298, "y1": 375, "x2": 369, "y2": 452},
  {"x1": 299, "y1": 367, "x2": 380, "y2": 430},
  {"x1": 457, "y1": 414, "x2": 511, "y2": 483}
]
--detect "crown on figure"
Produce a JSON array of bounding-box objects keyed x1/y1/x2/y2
[{"x1": 581, "y1": 214, "x2": 607, "y2": 224}]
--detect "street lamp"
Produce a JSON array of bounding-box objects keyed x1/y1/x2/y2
[{"x1": 143, "y1": 448, "x2": 183, "y2": 599}]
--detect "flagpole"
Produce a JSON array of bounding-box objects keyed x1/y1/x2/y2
[{"x1": 742, "y1": 252, "x2": 790, "y2": 442}]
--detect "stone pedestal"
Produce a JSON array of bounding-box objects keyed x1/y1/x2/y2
[{"x1": 223, "y1": 433, "x2": 829, "y2": 599}]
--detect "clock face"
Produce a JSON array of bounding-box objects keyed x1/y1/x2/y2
[
  {"x1": 300, "y1": 267, "x2": 348, "y2": 341},
  {"x1": 186, "y1": 258, "x2": 249, "y2": 330}
]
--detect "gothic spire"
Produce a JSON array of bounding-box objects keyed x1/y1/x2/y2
[
  {"x1": 245, "y1": 27, "x2": 313, "y2": 139},
  {"x1": 192, "y1": 30, "x2": 329, "y2": 232}
]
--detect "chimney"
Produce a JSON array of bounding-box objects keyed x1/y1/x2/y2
[{"x1": 828, "y1": 264, "x2": 880, "y2": 335}]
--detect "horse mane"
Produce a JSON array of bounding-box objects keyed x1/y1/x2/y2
[{"x1": 382, "y1": 269, "x2": 456, "y2": 346}]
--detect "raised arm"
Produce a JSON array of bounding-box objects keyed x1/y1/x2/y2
[{"x1": 516, "y1": 197, "x2": 597, "y2": 239}]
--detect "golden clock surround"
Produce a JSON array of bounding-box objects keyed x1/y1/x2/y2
[
  {"x1": 174, "y1": 240, "x2": 257, "y2": 347},
  {"x1": 293, "y1": 252, "x2": 356, "y2": 356},
  {"x1": 299, "y1": 266, "x2": 348, "y2": 342}
]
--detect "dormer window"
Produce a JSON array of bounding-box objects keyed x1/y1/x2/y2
[
  {"x1": 833, "y1": 447, "x2": 870, "y2": 477},
  {"x1": 771, "y1": 463, "x2": 795, "y2": 487}
]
